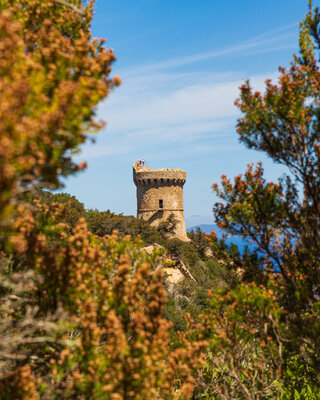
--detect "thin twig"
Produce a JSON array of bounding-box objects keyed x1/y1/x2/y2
[{"x1": 53, "y1": 0, "x2": 83, "y2": 15}]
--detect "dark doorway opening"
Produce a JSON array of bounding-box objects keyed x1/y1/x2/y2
[{"x1": 159, "y1": 199, "x2": 163, "y2": 209}]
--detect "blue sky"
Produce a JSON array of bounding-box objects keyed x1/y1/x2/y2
[{"x1": 64, "y1": 0, "x2": 315, "y2": 227}]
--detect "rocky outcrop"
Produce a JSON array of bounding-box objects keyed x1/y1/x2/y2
[{"x1": 141, "y1": 244, "x2": 196, "y2": 293}]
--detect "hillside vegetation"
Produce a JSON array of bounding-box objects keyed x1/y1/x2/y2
[{"x1": 31, "y1": 190, "x2": 245, "y2": 334}]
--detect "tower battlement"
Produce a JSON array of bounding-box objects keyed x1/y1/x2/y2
[
  {"x1": 133, "y1": 163, "x2": 186, "y2": 185},
  {"x1": 133, "y1": 162, "x2": 188, "y2": 241}
]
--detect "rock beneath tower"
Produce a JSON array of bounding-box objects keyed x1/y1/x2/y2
[
  {"x1": 162, "y1": 268, "x2": 184, "y2": 293},
  {"x1": 133, "y1": 162, "x2": 189, "y2": 241},
  {"x1": 141, "y1": 243, "x2": 196, "y2": 294}
]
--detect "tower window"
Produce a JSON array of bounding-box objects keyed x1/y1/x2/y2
[{"x1": 159, "y1": 199, "x2": 163, "y2": 209}]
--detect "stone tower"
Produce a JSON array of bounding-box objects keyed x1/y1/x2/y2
[{"x1": 133, "y1": 162, "x2": 188, "y2": 241}]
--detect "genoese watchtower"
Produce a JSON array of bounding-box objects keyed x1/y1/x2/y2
[{"x1": 133, "y1": 162, "x2": 188, "y2": 241}]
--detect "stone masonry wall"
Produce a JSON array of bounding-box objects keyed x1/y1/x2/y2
[{"x1": 133, "y1": 163, "x2": 188, "y2": 241}]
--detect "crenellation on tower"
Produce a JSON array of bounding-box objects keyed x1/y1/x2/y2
[{"x1": 133, "y1": 162, "x2": 188, "y2": 241}]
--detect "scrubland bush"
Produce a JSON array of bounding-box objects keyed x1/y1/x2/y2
[
  {"x1": 0, "y1": 1, "x2": 205, "y2": 398},
  {"x1": 193, "y1": 2, "x2": 320, "y2": 397}
]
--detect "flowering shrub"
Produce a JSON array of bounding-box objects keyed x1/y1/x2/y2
[
  {"x1": 0, "y1": 1, "x2": 205, "y2": 398},
  {"x1": 203, "y1": 2, "x2": 320, "y2": 397}
]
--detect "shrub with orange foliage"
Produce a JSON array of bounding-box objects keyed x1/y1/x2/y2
[
  {"x1": 2, "y1": 199, "x2": 205, "y2": 398},
  {"x1": 0, "y1": 1, "x2": 205, "y2": 399},
  {"x1": 0, "y1": 0, "x2": 118, "y2": 228},
  {"x1": 193, "y1": 282, "x2": 285, "y2": 399},
  {"x1": 207, "y1": 2, "x2": 320, "y2": 397}
]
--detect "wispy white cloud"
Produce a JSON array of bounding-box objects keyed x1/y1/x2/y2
[
  {"x1": 79, "y1": 23, "x2": 294, "y2": 160},
  {"x1": 247, "y1": 22, "x2": 298, "y2": 42},
  {"x1": 104, "y1": 79, "x2": 240, "y2": 131},
  {"x1": 99, "y1": 72, "x2": 276, "y2": 140},
  {"x1": 118, "y1": 22, "x2": 297, "y2": 75}
]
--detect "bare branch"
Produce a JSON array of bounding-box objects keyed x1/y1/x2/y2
[{"x1": 52, "y1": 0, "x2": 83, "y2": 15}]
